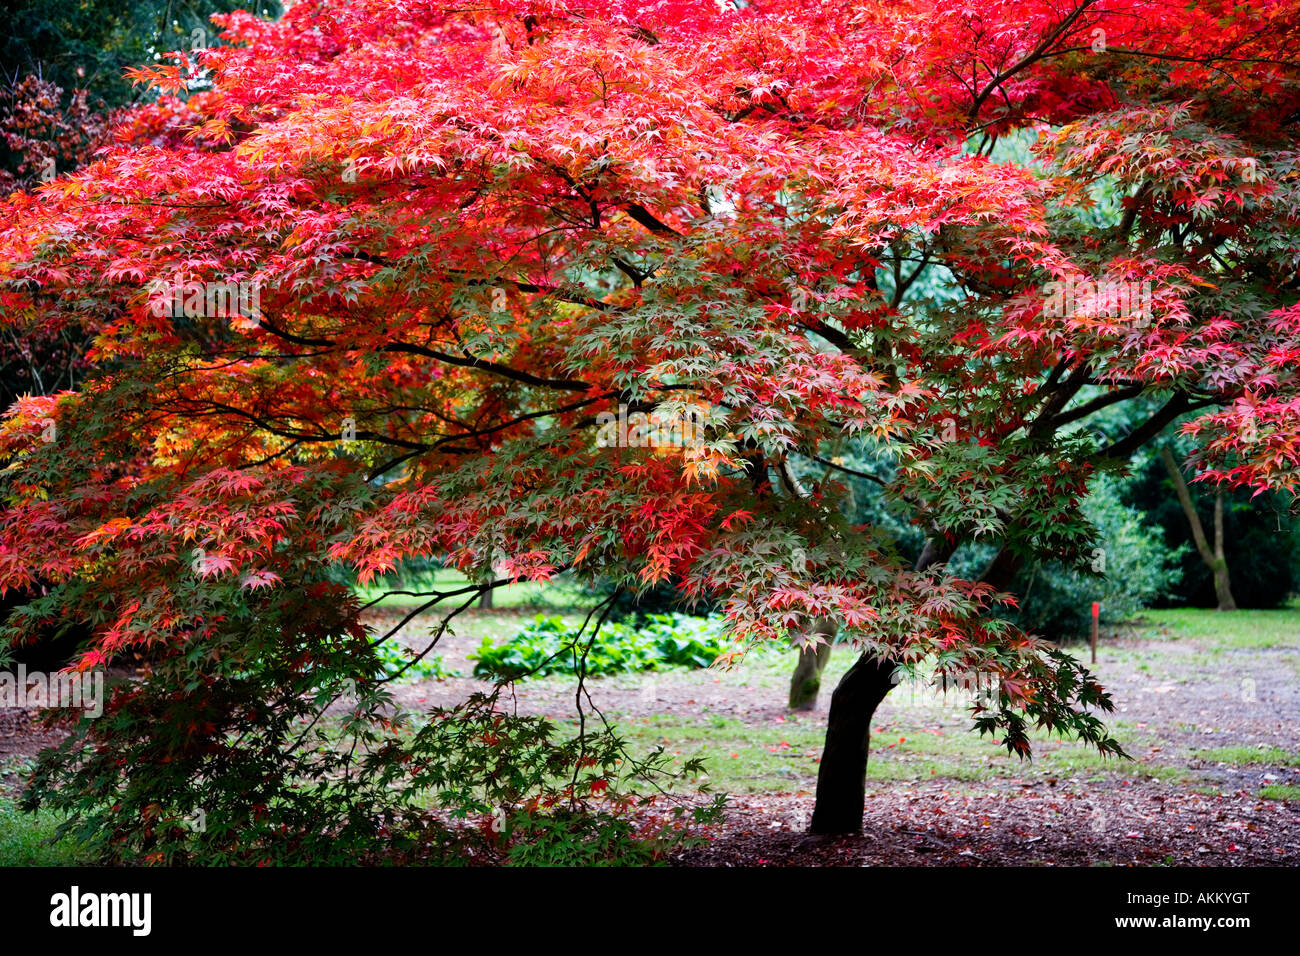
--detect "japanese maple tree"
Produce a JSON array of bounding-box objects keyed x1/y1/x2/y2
[{"x1": 2, "y1": 0, "x2": 1298, "y2": 843}]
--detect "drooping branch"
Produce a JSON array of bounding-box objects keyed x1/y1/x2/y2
[
  {"x1": 622, "y1": 202, "x2": 680, "y2": 235},
  {"x1": 253, "y1": 319, "x2": 594, "y2": 393}
]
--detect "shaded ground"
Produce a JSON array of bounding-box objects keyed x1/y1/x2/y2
[
  {"x1": 672, "y1": 783, "x2": 1300, "y2": 867},
  {"x1": 0, "y1": 710, "x2": 66, "y2": 792},
  {"x1": 372, "y1": 603, "x2": 1300, "y2": 865},
  {"x1": 2, "y1": 601, "x2": 1298, "y2": 865}
]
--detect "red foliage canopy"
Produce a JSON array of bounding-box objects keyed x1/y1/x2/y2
[{"x1": 1, "y1": 0, "x2": 1297, "y2": 751}]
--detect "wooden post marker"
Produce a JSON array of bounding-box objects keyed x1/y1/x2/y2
[{"x1": 1091, "y1": 601, "x2": 1100, "y2": 663}]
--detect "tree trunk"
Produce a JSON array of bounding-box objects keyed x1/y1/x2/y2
[
  {"x1": 1159, "y1": 445, "x2": 1238, "y2": 611},
  {"x1": 807, "y1": 535, "x2": 960, "y2": 834},
  {"x1": 788, "y1": 618, "x2": 837, "y2": 711},
  {"x1": 1211, "y1": 488, "x2": 1238, "y2": 611},
  {"x1": 809, "y1": 652, "x2": 897, "y2": 834}
]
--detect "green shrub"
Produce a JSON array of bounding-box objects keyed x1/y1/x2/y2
[
  {"x1": 374, "y1": 638, "x2": 458, "y2": 681},
  {"x1": 1009, "y1": 476, "x2": 1186, "y2": 640},
  {"x1": 471, "y1": 613, "x2": 732, "y2": 680},
  {"x1": 20, "y1": 582, "x2": 719, "y2": 865}
]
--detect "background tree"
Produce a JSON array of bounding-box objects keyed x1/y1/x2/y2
[
  {"x1": 0, "y1": 0, "x2": 282, "y2": 107},
  {"x1": 0, "y1": 0, "x2": 283, "y2": 191},
  {"x1": 1, "y1": 0, "x2": 1298, "y2": 847},
  {"x1": 1125, "y1": 442, "x2": 1298, "y2": 608},
  {"x1": 1160, "y1": 444, "x2": 1238, "y2": 610}
]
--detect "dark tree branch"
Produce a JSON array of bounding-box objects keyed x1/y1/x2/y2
[
  {"x1": 1050, "y1": 383, "x2": 1146, "y2": 429},
  {"x1": 1093, "y1": 391, "x2": 1192, "y2": 462},
  {"x1": 382, "y1": 341, "x2": 593, "y2": 392},
  {"x1": 623, "y1": 202, "x2": 680, "y2": 235}
]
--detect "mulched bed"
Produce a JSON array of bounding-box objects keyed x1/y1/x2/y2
[
  {"x1": 673, "y1": 783, "x2": 1300, "y2": 866},
  {"x1": 0, "y1": 709, "x2": 67, "y2": 795}
]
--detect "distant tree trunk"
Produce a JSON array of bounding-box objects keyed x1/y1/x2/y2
[
  {"x1": 1160, "y1": 445, "x2": 1238, "y2": 611},
  {"x1": 479, "y1": 555, "x2": 507, "y2": 609},
  {"x1": 788, "y1": 618, "x2": 837, "y2": 711}
]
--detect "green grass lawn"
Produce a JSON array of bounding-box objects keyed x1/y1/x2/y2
[
  {"x1": 1194, "y1": 745, "x2": 1300, "y2": 766},
  {"x1": 1138, "y1": 604, "x2": 1300, "y2": 649},
  {"x1": 0, "y1": 802, "x2": 86, "y2": 865},
  {"x1": 0, "y1": 812, "x2": 86, "y2": 865},
  {"x1": 1260, "y1": 784, "x2": 1300, "y2": 801},
  {"x1": 623, "y1": 711, "x2": 1179, "y2": 794}
]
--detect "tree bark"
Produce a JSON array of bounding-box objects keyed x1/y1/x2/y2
[
  {"x1": 809, "y1": 652, "x2": 897, "y2": 833},
  {"x1": 788, "y1": 618, "x2": 837, "y2": 711},
  {"x1": 808, "y1": 534, "x2": 958, "y2": 834},
  {"x1": 1159, "y1": 445, "x2": 1238, "y2": 611}
]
